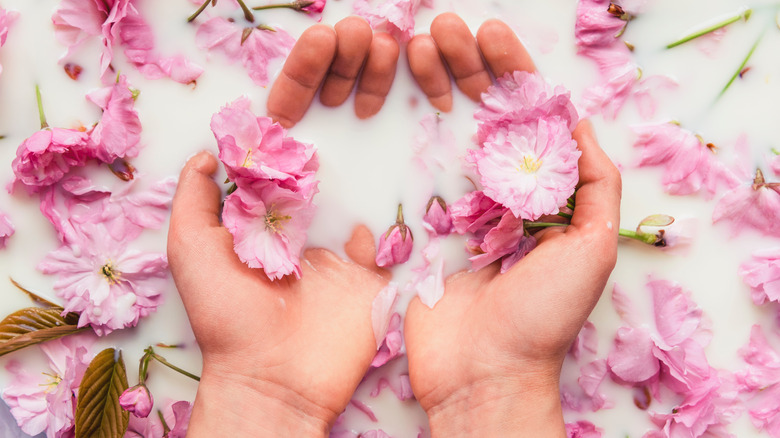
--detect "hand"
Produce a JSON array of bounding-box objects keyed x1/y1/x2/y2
[
  {"x1": 403, "y1": 14, "x2": 622, "y2": 437},
  {"x1": 167, "y1": 152, "x2": 389, "y2": 437},
  {"x1": 266, "y1": 16, "x2": 400, "y2": 127}
]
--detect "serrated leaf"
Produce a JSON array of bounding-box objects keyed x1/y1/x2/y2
[
  {"x1": 75, "y1": 348, "x2": 129, "y2": 438},
  {"x1": 0, "y1": 308, "x2": 84, "y2": 357},
  {"x1": 638, "y1": 214, "x2": 675, "y2": 228}
]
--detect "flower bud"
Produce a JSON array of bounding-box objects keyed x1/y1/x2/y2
[
  {"x1": 119, "y1": 384, "x2": 154, "y2": 418},
  {"x1": 422, "y1": 196, "x2": 453, "y2": 237},
  {"x1": 297, "y1": 0, "x2": 326, "y2": 14},
  {"x1": 375, "y1": 204, "x2": 413, "y2": 268}
]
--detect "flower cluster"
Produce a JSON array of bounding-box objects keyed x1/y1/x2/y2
[
  {"x1": 353, "y1": 0, "x2": 433, "y2": 42},
  {"x1": 575, "y1": 0, "x2": 674, "y2": 119},
  {"x1": 212, "y1": 97, "x2": 319, "y2": 280},
  {"x1": 52, "y1": 0, "x2": 202, "y2": 84},
  {"x1": 451, "y1": 71, "x2": 580, "y2": 271}
]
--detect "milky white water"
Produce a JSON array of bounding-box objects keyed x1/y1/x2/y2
[{"x1": 0, "y1": 0, "x2": 779, "y2": 436}]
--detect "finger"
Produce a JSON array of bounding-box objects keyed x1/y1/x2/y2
[
  {"x1": 355, "y1": 33, "x2": 400, "y2": 119},
  {"x1": 266, "y1": 24, "x2": 337, "y2": 128},
  {"x1": 344, "y1": 225, "x2": 391, "y2": 279},
  {"x1": 430, "y1": 13, "x2": 492, "y2": 102},
  {"x1": 407, "y1": 34, "x2": 453, "y2": 112},
  {"x1": 476, "y1": 19, "x2": 536, "y2": 78},
  {"x1": 320, "y1": 16, "x2": 373, "y2": 107}
]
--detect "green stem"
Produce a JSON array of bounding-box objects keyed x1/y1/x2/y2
[
  {"x1": 187, "y1": 0, "x2": 211, "y2": 22},
  {"x1": 557, "y1": 212, "x2": 573, "y2": 220},
  {"x1": 252, "y1": 2, "x2": 298, "y2": 11},
  {"x1": 566, "y1": 201, "x2": 575, "y2": 210},
  {"x1": 158, "y1": 410, "x2": 171, "y2": 435},
  {"x1": 148, "y1": 350, "x2": 201, "y2": 382},
  {"x1": 35, "y1": 85, "x2": 48, "y2": 129},
  {"x1": 235, "y1": 0, "x2": 255, "y2": 22},
  {"x1": 618, "y1": 228, "x2": 656, "y2": 244},
  {"x1": 138, "y1": 351, "x2": 152, "y2": 385},
  {"x1": 666, "y1": 9, "x2": 751, "y2": 49},
  {"x1": 524, "y1": 222, "x2": 568, "y2": 229},
  {"x1": 719, "y1": 29, "x2": 764, "y2": 97}
]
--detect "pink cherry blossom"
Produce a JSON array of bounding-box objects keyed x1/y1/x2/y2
[
  {"x1": 222, "y1": 181, "x2": 317, "y2": 280},
  {"x1": 561, "y1": 322, "x2": 611, "y2": 413},
  {"x1": 713, "y1": 169, "x2": 780, "y2": 237},
  {"x1": 633, "y1": 122, "x2": 740, "y2": 198},
  {"x1": 468, "y1": 211, "x2": 535, "y2": 271},
  {"x1": 565, "y1": 420, "x2": 603, "y2": 438},
  {"x1": 39, "y1": 173, "x2": 176, "y2": 244},
  {"x1": 735, "y1": 325, "x2": 780, "y2": 435},
  {"x1": 740, "y1": 248, "x2": 780, "y2": 307},
  {"x1": 119, "y1": 384, "x2": 154, "y2": 418},
  {"x1": 574, "y1": 0, "x2": 626, "y2": 47},
  {"x1": 450, "y1": 190, "x2": 507, "y2": 236},
  {"x1": 2, "y1": 335, "x2": 94, "y2": 438},
  {"x1": 353, "y1": 0, "x2": 433, "y2": 42},
  {"x1": 375, "y1": 222, "x2": 414, "y2": 268},
  {"x1": 118, "y1": 8, "x2": 203, "y2": 84},
  {"x1": 211, "y1": 97, "x2": 317, "y2": 188},
  {"x1": 52, "y1": 0, "x2": 135, "y2": 82},
  {"x1": 125, "y1": 399, "x2": 191, "y2": 438},
  {"x1": 411, "y1": 240, "x2": 445, "y2": 309},
  {"x1": 87, "y1": 74, "x2": 142, "y2": 162},
  {"x1": 0, "y1": 211, "x2": 13, "y2": 249},
  {"x1": 371, "y1": 312, "x2": 403, "y2": 368},
  {"x1": 299, "y1": 0, "x2": 326, "y2": 21},
  {"x1": 470, "y1": 118, "x2": 580, "y2": 220},
  {"x1": 360, "y1": 431, "x2": 392, "y2": 438},
  {"x1": 0, "y1": 7, "x2": 18, "y2": 75},
  {"x1": 371, "y1": 283, "x2": 399, "y2": 350},
  {"x1": 370, "y1": 374, "x2": 413, "y2": 401},
  {"x1": 475, "y1": 71, "x2": 579, "y2": 142},
  {"x1": 38, "y1": 223, "x2": 169, "y2": 335},
  {"x1": 195, "y1": 17, "x2": 295, "y2": 86},
  {"x1": 10, "y1": 128, "x2": 93, "y2": 194},
  {"x1": 422, "y1": 196, "x2": 453, "y2": 237}
]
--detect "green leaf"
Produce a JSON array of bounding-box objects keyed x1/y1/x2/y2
[
  {"x1": 75, "y1": 348, "x2": 130, "y2": 438},
  {"x1": 638, "y1": 214, "x2": 675, "y2": 228},
  {"x1": 0, "y1": 308, "x2": 84, "y2": 357}
]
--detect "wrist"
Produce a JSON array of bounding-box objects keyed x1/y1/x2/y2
[
  {"x1": 425, "y1": 372, "x2": 566, "y2": 438},
  {"x1": 187, "y1": 368, "x2": 335, "y2": 437}
]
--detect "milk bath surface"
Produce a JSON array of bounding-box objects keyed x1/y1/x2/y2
[{"x1": 0, "y1": 0, "x2": 778, "y2": 436}]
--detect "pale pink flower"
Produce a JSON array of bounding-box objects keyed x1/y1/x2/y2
[
  {"x1": 470, "y1": 118, "x2": 580, "y2": 220},
  {"x1": 740, "y1": 248, "x2": 780, "y2": 306},
  {"x1": 2, "y1": 335, "x2": 94, "y2": 438},
  {"x1": 371, "y1": 283, "x2": 399, "y2": 350},
  {"x1": 0, "y1": 211, "x2": 13, "y2": 249},
  {"x1": 353, "y1": 0, "x2": 432, "y2": 42},
  {"x1": 39, "y1": 174, "x2": 176, "y2": 244},
  {"x1": 38, "y1": 224, "x2": 168, "y2": 335},
  {"x1": 52, "y1": 0, "x2": 136, "y2": 82},
  {"x1": 166, "y1": 400, "x2": 192, "y2": 438},
  {"x1": 574, "y1": 0, "x2": 626, "y2": 47},
  {"x1": 735, "y1": 325, "x2": 780, "y2": 434},
  {"x1": 411, "y1": 242, "x2": 445, "y2": 309},
  {"x1": 475, "y1": 71, "x2": 579, "y2": 143},
  {"x1": 371, "y1": 312, "x2": 403, "y2": 368},
  {"x1": 222, "y1": 181, "x2": 317, "y2": 280},
  {"x1": 124, "y1": 399, "x2": 191, "y2": 438},
  {"x1": 0, "y1": 7, "x2": 18, "y2": 76},
  {"x1": 633, "y1": 122, "x2": 740, "y2": 198},
  {"x1": 565, "y1": 420, "x2": 602, "y2": 438},
  {"x1": 87, "y1": 74, "x2": 142, "y2": 162},
  {"x1": 119, "y1": 384, "x2": 153, "y2": 418},
  {"x1": 468, "y1": 211, "x2": 535, "y2": 271},
  {"x1": 422, "y1": 196, "x2": 453, "y2": 237},
  {"x1": 375, "y1": 220, "x2": 414, "y2": 268},
  {"x1": 196, "y1": 17, "x2": 295, "y2": 86},
  {"x1": 118, "y1": 9, "x2": 203, "y2": 84},
  {"x1": 211, "y1": 97, "x2": 317, "y2": 188},
  {"x1": 713, "y1": 169, "x2": 780, "y2": 237},
  {"x1": 449, "y1": 190, "x2": 507, "y2": 236},
  {"x1": 10, "y1": 128, "x2": 93, "y2": 194},
  {"x1": 561, "y1": 322, "x2": 612, "y2": 413}
]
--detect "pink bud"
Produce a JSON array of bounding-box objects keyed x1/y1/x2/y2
[
  {"x1": 301, "y1": 0, "x2": 326, "y2": 14},
  {"x1": 119, "y1": 384, "x2": 154, "y2": 418},
  {"x1": 375, "y1": 204, "x2": 413, "y2": 267},
  {"x1": 422, "y1": 196, "x2": 453, "y2": 237}
]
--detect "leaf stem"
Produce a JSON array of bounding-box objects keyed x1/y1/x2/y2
[
  {"x1": 145, "y1": 347, "x2": 201, "y2": 382},
  {"x1": 666, "y1": 8, "x2": 751, "y2": 49},
  {"x1": 557, "y1": 211, "x2": 573, "y2": 220},
  {"x1": 187, "y1": 0, "x2": 211, "y2": 22},
  {"x1": 252, "y1": 3, "x2": 298, "y2": 11},
  {"x1": 35, "y1": 85, "x2": 48, "y2": 129},
  {"x1": 524, "y1": 221, "x2": 568, "y2": 229},
  {"x1": 719, "y1": 29, "x2": 764, "y2": 97},
  {"x1": 235, "y1": 0, "x2": 255, "y2": 22},
  {"x1": 618, "y1": 228, "x2": 656, "y2": 244}
]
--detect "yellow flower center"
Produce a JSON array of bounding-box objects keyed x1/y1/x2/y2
[
  {"x1": 264, "y1": 207, "x2": 292, "y2": 233},
  {"x1": 40, "y1": 372, "x2": 62, "y2": 393},
  {"x1": 242, "y1": 149, "x2": 254, "y2": 168},
  {"x1": 518, "y1": 155, "x2": 543, "y2": 174},
  {"x1": 101, "y1": 261, "x2": 121, "y2": 284}
]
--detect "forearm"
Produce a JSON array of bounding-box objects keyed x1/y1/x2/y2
[
  {"x1": 425, "y1": 376, "x2": 566, "y2": 438},
  {"x1": 187, "y1": 371, "x2": 333, "y2": 438}
]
